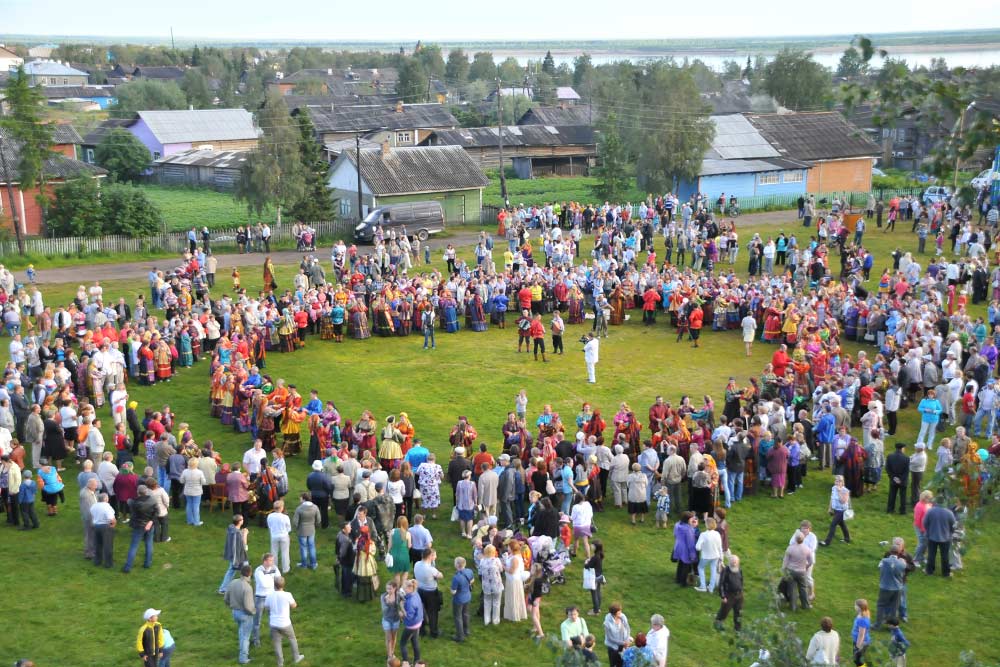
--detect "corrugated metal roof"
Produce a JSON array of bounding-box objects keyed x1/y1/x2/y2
[
  {"x1": 154, "y1": 148, "x2": 249, "y2": 168},
  {"x1": 137, "y1": 109, "x2": 259, "y2": 144},
  {"x1": 427, "y1": 125, "x2": 595, "y2": 148},
  {"x1": 82, "y1": 118, "x2": 134, "y2": 146},
  {"x1": 557, "y1": 87, "x2": 581, "y2": 100},
  {"x1": 745, "y1": 112, "x2": 880, "y2": 161},
  {"x1": 343, "y1": 145, "x2": 488, "y2": 196},
  {"x1": 305, "y1": 103, "x2": 457, "y2": 134},
  {"x1": 709, "y1": 114, "x2": 780, "y2": 160},
  {"x1": 51, "y1": 123, "x2": 83, "y2": 145},
  {"x1": 700, "y1": 157, "x2": 811, "y2": 177},
  {"x1": 518, "y1": 105, "x2": 593, "y2": 126},
  {"x1": 40, "y1": 85, "x2": 114, "y2": 99},
  {"x1": 23, "y1": 60, "x2": 88, "y2": 77},
  {"x1": 324, "y1": 138, "x2": 380, "y2": 154}
]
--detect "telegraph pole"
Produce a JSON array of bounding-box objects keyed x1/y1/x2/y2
[
  {"x1": 356, "y1": 131, "x2": 364, "y2": 222},
  {"x1": 496, "y1": 77, "x2": 508, "y2": 207}
]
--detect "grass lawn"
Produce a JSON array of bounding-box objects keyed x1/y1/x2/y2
[
  {"x1": 484, "y1": 175, "x2": 647, "y2": 209},
  {"x1": 9, "y1": 214, "x2": 999, "y2": 667},
  {"x1": 137, "y1": 185, "x2": 272, "y2": 231}
]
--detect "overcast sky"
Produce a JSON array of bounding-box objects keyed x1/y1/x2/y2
[{"x1": 4, "y1": 0, "x2": 999, "y2": 42}]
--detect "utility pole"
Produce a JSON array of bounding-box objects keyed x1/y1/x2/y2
[
  {"x1": 496, "y1": 77, "x2": 508, "y2": 207},
  {"x1": 170, "y1": 27, "x2": 175, "y2": 51},
  {"x1": 355, "y1": 131, "x2": 364, "y2": 223},
  {"x1": 0, "y1": 133, "x2": 26, "y2": 255}
]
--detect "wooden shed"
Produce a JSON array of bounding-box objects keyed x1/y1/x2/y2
[{"x1": 152, "y1": 149, "x2": 248, "y2": 191}]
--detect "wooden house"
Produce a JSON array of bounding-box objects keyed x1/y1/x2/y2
[
  {"x1": 301, "y1": 102, "x2": 457, "y2": 146},
  {"x1": 152, "y1": 149, "x2": 247, "y2": 191}
]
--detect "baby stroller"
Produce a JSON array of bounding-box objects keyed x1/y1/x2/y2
[
  {"x1": 296, "y1": 227, "x2": 316, "y2": 251},
  {"x1": 527, "y1": 535, "x2": 569, "y2": 593}
]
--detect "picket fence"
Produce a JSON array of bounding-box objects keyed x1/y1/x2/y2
[{"x1": 0, "y1": 220, "x2": 357, "y2": 259}]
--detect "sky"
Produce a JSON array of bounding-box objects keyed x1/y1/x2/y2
[{"x1": 3, "y1": 0, "x2": 1000, "y2": 43}]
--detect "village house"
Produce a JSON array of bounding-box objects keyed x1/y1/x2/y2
[
  {"x1": 421, "y1": 124, "x2": 596, "y2": 177},
  {"x1": 517, "y1": 104, "x2": 594, "y2": 127},
  {"x1": 18, "y1": 60, "x2": 89, "y2": 86},
  {"x1": 152, "y1": 148, "x2": 248, "y2": 191},
  {"x1": 84, "y1": 109, "x2": 259, "y2": 162},
  {"x1": 131, "y1": 65, "x2": 186, "y2": 82},
  {"x1": 0, "y1": 128, "x2": 107, "y2": 236},
  {"x1": 327, "y1": 143, "x2": 488, "y2": 222},
  {"x1": 0, "y1": 45, "x2": 23, "y2": 72},
  {"x1": 300, "y1": 101, "x2": 457, "y2": 147},
  {"x1": 40, "y1": 85, "x2": 117, "y2": 110}
]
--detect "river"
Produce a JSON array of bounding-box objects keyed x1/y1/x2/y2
[{"x1": 499, "y1": 49, "x2": 1000, "y2": 70}]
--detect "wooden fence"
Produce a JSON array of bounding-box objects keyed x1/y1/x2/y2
[{"x1": 0, "y1": 220, "x2": 358, "y2": 259}]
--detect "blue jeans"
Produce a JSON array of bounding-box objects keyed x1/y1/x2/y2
[
  {"x1": 728, "y1": 472, "x2": 745, "y2": 502},
  {"x1": 916, "y1": 421, "x2": 938, "y2": 448},
  {"x1": 219, "y1": 565, "x2": 239, "y2": 594},
  {"x1": 161, "y1": 644, "x2": 175, "y2": 667},
  {"x1": 423, "y1": 327, "x2": 435, "y2": 348},
  {"x1": 973, "y1": 407, "x2": 995, "y2": 437},
  {"x1": 156, "y1": 465, "x2": 169, "y2": 491},
  {"x1": 298, "y1": 535, "x2": 317, "y2": 568},
  {"x1": 252, "y1": 596, "x2": 268, "y2": 645},
  {"x1": 124, "y1": 526, "x2": 154, "y2": 570},
  {"x1": 717, "y1": 468, "x2": 729, "y2": 507},
  {"x1": 185, "y1": 494, "x2": 201, "y2": 525},
  {"x1": 233, "y1": 609, "x2": 254, "y2": 663},
  {"x1": 914, "y1": 527, "x2": 928, "y2": 563},
  {"x1": 561, "y1": 491, "x2": 573, "y2": 515}
]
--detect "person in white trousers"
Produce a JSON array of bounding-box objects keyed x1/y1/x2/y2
[
  {"x1": 267, "y1": 500, "x2": 292, "y2": 574},
  {"x1": 583, "y1": 334, "x2": 600, "y2": 384}
]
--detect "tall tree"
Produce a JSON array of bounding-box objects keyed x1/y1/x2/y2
[
  {"x1": 542, "y1": 51, "x2": 556, "y2": 75},
  {"x1": 836, "y1": 46, "x2": 868, "y2": 78},
  {"x1": 415, "y1": 45, "x2": 445, "y2": 79},
  {"x1": 287, "y1": 110, "x2": 335, "y2": 222},
  {"x1": 445, "y1": 49, "x2": 470, "y2": 83},
  {"x1": 180, "y1": 69, "x2": 213, "y2": 109},
  {"x1": 112, "y1": 79, "x2": 186, "y2": 118},
  {"x1": 593, "y1": 112, "x2": 630, "y2": 202},
  {"x1": 234, "y1": 94, "x2": 305, "y2": 225},
  {"x1": 763, "y1": 49, "x2": 832, "y2": 110},
  {"x1": 191, "y1": 44, "x2": 202, "y2": 66},
  {"x1": 630, "y1": 65, "x2": 715, "y2": 193},
  {"x1": 95, "y1": 128, "x2": 150, "y2": 183},
  {"x1": 0, "y1": 66, "x2": 54, "y2": 252},
  {"x1": 46, "y1": 177, "x2": 104, "y2": 237},
  {"x1": 469, "y1": 52, "x2": 497, "y2": 81},
  {"x1": 572, "y1": 54, "x2": 594, "y2": 90},
  {"x1": 396, "y1": 58, "x2": 429, "y2": 103}
]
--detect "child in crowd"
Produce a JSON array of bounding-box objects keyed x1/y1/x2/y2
[{"x1": 654, "y1": 486, "x2": 671, "y2": 528}]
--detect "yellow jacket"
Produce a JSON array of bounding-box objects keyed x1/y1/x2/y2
[{"x1": 136, "y1": 621, "x2": 163, "y2": 657}]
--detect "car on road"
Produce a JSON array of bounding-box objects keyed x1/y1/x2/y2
[
  {"x1": 971, "y1": 169, "x2": 998, "y2": 190},
  {"x1": 922, "y1": 185, "x2": 953, "y2": 206},
  {"x1": 354, "y1": 200, "x2": 446, "y2": 244}
]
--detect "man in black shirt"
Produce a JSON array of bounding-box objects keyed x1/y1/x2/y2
[{"x1": 335, "y1": 521, "x2": 355, "y2": 597}]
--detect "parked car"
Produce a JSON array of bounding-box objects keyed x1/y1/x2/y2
[
  {"x1": 354, "y1": 200, "x2": 446, "y2": 244},
  {"x1": 922, "y1": 185, "x2": 953, "y2": 206},
  {"x1": 971, "y1": 169, "x2": 998, "y2": 190},
  {"x1": 871, "y1": 167, "x2": 887, "y2": 177}
]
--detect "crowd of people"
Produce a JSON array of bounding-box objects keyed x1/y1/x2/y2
[{"x1": 2, "y1": 185, "x2": 998, "y2": 667}]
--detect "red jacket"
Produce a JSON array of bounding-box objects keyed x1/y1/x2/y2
[
  {"x1": 642, "y1": 289, "x2": 662, "y2": 311},
  {"x1": 689, "y1": 307, "x2": 704, "y2": 330},
  {"x1": 518, "y1": 287, "x2": 533, "y2": 310},
  {"x1": 529, "y1": 320, "x2": 545, "y2": 338}
]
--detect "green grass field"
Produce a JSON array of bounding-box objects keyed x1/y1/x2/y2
[
  {"x1": 138, "y1": 185, "x2": 271, "y2": 231},
  {"x1": 483, "y1": 175, "x2": 647, "y2": 209},
  {"x1": 8, "y1": 214, "x2": 999, "y2": 667}
]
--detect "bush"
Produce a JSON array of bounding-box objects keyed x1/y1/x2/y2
[
  {"x1": 101, "y1": 183, "x2": 164, "y2": 236},
  {"x1": 46, "y1": 179, "x2": 164, "y2": 238}
]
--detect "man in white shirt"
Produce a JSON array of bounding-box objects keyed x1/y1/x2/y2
[
  {"x1": 267, "y1": 500, "x2": 292, "y2": 574},
  {"x1": 90, "y1": 491, "x2": 117, "y2": 568},
  {"x1": 646, "y1": 613, "x2": 669, "y2": 667},
  {"x1": 583, "y1": 333, "x2": 599, "y2": 384},
  {"x1": 791, "y1": 520, "x2": 819, "y2": 602},
  {"x1": 8, "y1": 334, "x2": 24, "y2": 365},
  {"x1": 242, "y1": 440, "x2": 266, "y2": 478},
  {"x1": 265, "y1": 577, "x2": 304, "y2": 665},
  {"x1": 252, "y1": 553, "x2": 279, "y2": 647}
]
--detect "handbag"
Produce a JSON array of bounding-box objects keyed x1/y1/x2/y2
[
  {"x1": 413, "y1": 488, "x2": 421, "y2": 500},
  {"x1": 844, "y1": 498, "x2": 855, "y2": 521},
  {"x1": 372, "y1": 573, "x2": 381, "y2": 592},
  {"x1": 450, "y1": 506, "x2": 459, "y2": 522},
  {"x1": 545, "y1": 475, "x2": 556, "y2": 496},
  {"x1": 384, "y1": 553, "x2": 394, "y2": 568},
  {"x1": 582, "y1": 567, "x2": 597, "y2": 590}
]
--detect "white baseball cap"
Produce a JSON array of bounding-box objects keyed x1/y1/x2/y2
[{"x1": 143, "y1": 608, "x2": 161, "y2": 621}]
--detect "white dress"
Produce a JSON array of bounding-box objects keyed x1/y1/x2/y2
[{"x1": 502, "y1": 555, "x2": 528, "y2": 622}]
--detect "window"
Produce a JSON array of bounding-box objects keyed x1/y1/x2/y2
[
  {"x1": 153, "y1": 151, "x2": 161, "y2": 161},
  {"x1": 85, "y1": 148, "x2": 95, "y2": 163},
  {"x1": 62, "y1": 78, "x2": 68, "y2": 85},
  {"x1": 896, "y1": 128, "x2": 907, "y2": 142},
  {"x1": 339, "y1": 198, "x2": 352, "y2": 217},
  {"x1": 783, "y1": 170, "x2": 804, "y2": 183},
  {"x1": 396, "y1": 131, "x2": 412, "y2": 144},
  {"x1": 758, "y1": 172, "x2": 779, "y2": 185}
]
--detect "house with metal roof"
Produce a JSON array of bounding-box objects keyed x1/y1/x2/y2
[
  {"x1": 299, "y1": 102, "x2": 457, "y2": 147},
  {"x1": 19, "y1": 60, "x2": 88, "y2": 86},
  {"x1": 421, "y1": 124, "x2": 596, "y2": 177},
  {"x1": 0, "y1": 127, "x2": 106, "y2": 236},
  {"x1": 680, "y1": 112, "x2": 879, "y2": 201},
  {"x1": 152, "y1": 148, "x2": 248, "y2": 191},
  {"x1": 678, "y1": 114, "x2": 812, "y2": 201},
  {"x1": 517, "y1": 104, "x2": 594, "y2": 127},
  {"x1": 744, "y1": 112, "x2": 879, "y2": 194},
  {"x1": 40, "y1": 85, "x2": 117, "y2": 110},
  {"x1": 124, "y1": 109, "x2": 260, "y2": 161},
  {"x1": 327, "y1": 144, "x2": 488, "y2": 222}
]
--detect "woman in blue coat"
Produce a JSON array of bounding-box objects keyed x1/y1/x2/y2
[{"x1": 672, "y1": 511, "x2": 699, "y2": 587}]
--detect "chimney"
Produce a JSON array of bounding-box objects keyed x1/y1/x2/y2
[
  {"x1": 381, "y1": 140, "x2": 391, "y2": 157},
  {"x1": 395, "y1": 100, "x2": 404, "y2": 113}
]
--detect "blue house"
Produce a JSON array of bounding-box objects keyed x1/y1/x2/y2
[
  {"x1": 678, "y1": 114, "x2": 810, "y2": 202},
  {"x1": 41, "y1": 86, "x2": 117, "y2": 110}
]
